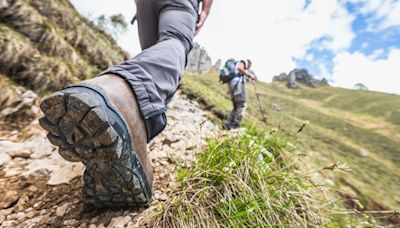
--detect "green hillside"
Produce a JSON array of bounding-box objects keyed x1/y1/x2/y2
[{"x1": 181, "y1": 71, "x2": 400, "y2": 215}]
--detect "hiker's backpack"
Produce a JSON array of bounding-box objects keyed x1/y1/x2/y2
[{"x1": 219, "y1": 58, "x2": 237, "y2": 83}]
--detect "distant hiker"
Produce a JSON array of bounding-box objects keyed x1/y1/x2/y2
[
  {"x1": 39, "y1": 0, "x2": 213, "y2": 208},
  {"x1": 221, "y1": 59, "x2": 256, "y2": 130}
]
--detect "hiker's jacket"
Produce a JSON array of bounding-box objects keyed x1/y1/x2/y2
[{"x1": 229, "y1": 60, "x2": 247, "y2": 96}]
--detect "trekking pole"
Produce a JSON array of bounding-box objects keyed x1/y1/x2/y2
[{"x1": 251, "y1": 81, "x2": 268, "y2": 123}]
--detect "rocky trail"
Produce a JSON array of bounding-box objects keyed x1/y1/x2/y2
[{"x1": 0, "y1": 92, "x2": 220, "y2": 227}]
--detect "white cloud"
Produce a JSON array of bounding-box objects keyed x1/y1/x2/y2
[
  {"x1": 332, "y1": 48, "x2": 400, "y2": 94},
  {"x1": 196, "y1": 0, "x2": 355, "y2": 81},
  {"x1": 349, "y1": 0, "x2": 400, "y2": 30},
  {"x1": 319, "y1": 64, "x2": 330, "y2": 79},
  {"x1": 369, "y1": 49, "x2": 385, "y2": 60},
  {"x1": 305, "y1": 53, "x2": 314, "y2": 61}
]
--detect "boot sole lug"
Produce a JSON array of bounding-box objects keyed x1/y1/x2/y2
[{"x1": 40, "y1": 85, "x2": 151, "y2": 208}]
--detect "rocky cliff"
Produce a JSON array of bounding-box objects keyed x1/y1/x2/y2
[{"x1": 213, "y1": 59, "x2": 222, "y2": 70}]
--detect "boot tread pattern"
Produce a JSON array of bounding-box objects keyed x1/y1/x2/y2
[{"x1": 40, "y1": 87, "x2": 149, "y2": 208}]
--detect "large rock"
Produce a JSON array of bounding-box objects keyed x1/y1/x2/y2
[
  {"x1": 0, "y1": 152, "x2": 12, "y2": 166},
  {"x1": 0, "y1": 190, "x2": 19, "y2": 209},
  {"x1": 287, "y1": 70, "x2": 299, "y2": 89},
  {"x1": 273, "y1": 68, "x2": 329, "y2": 89},
  {"x1": 107, "y1": 216, "x2": 132, "y2": 228},
  {"x1": 0, "y1": 90, "x2": 39, "y2": 123},
  {"x1": 186, "y1": 43, "x2": 212, "y2": 74}
]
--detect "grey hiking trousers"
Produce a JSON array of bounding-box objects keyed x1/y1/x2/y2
[
  {"x1": 225, "y1": 78, "x2": 247, "y2": 129},
  {"x1": 100, "y1": 0, "x2": 199, "y2": 142}
]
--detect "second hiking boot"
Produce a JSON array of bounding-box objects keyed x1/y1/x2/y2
[{"x1": 39, "y1": 74, "x2": 153, "y2": 208}]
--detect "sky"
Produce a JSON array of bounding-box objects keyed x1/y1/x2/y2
[{"x1": 70, "y1": 0, "x2": 400, "y2": 94}]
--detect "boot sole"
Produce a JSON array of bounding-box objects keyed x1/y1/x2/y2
[{"x1": 39, "y1": 84, "x2": 152, "y2": 208}]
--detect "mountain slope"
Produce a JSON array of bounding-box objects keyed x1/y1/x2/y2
[
  {"x1": 181, "y1": 71, "x2": 400, "y2": 213},
  {"x1": 0, "y1": 0, "x2": 128, "y2": 95},
  {"x1": 0, "y1": 0, "x2": 398, "y2": 226}
]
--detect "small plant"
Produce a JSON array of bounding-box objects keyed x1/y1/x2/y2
[{"x1": 144, "y1": 128, "x2": 329, "y2": 227}]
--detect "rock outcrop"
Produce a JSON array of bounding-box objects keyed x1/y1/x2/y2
[
  {"x1": 0, "y1": 74, "x2": 39, "y2": 128},
  {"x1": 186, "y1": 43, "x2": 212, "y2": 74},
  {"x1": 213, "y1": 59, "x2": 222, "y2": 70},
  {"x1": 273, "y1": 69, "x2": 329, "y2": 89}
]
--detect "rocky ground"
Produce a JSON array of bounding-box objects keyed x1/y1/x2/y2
[{"x1": 0, "y1": 92, "x2": 219, "y2": 227}]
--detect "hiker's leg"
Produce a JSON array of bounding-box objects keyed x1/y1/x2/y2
[
  {"x1": 228, "y1": 106, "x2": 236, "y2": 124},
  {"x1": 136, "y1": 0, "x2": 158, "y2": 50},
  {"x1": 235, "y1": 102, "x2": 247, "y2": 127},
  {"x1": 224, "y1": 104, "x2": 236, "y2": 129},
  {"x1": 226, "y1": 90, "x2": 236, "y2": 122},
  {"x1": 231, "y1": 101, "x2": 246, "y2": 128},
  {"x1": 236, "y1": 83, "x2": 248, "y2": 126},
  {"x1": 99, "y1": 0, "x2": 198, "y2": 141},
  {"x1": 224, "y1": 86, "x2": 237, "y2": 128},
  {"x1": 232, "y1": 89, "x2": 247, "y2": 127}
]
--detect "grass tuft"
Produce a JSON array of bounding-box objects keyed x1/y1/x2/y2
[{"x1": 144, "y1": 128, "x2": 328, "y2": 227}]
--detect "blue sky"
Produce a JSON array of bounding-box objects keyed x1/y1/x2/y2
[
  {"x1": 71, "y1": 0, "x2": 400, "y2": 94},
  {"x1": 297, "y1": 0, "x2": 400, "y2": 85}
]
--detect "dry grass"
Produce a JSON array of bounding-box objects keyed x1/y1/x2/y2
[
  {"x1": 0, "y1": 24, "x2": 77, "y2": 92},
  {"x1": 0, "y1": 0, "x2": 129, "y2": 95},
  {"x1": 143, "y1": 128, "x2": 329, "y2": 227},
  {"x1": 29, "y1": 0, "x2": 129, "y2": 68},
  {"x1": 0, "y1": 0, "x2": 95, "y2": 78}
]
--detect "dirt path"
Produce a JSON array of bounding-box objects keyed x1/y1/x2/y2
[{"x1": 0, "y1": 92, "x2": 219, "y2": 228}]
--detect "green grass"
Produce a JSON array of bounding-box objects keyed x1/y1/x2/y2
[
  {"x1": 144, "y1": 128, "x2": 333, "y2": 227},
  {"x1": 180, "y1": 72, "x2": 400, "y2": 222},
  {"x1": 276, "y1": 85, "x2": 400, "y2": 126}
]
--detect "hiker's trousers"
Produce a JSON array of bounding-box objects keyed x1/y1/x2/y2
[
  {"x1": 226, "y1": 79, "x2": 247, "y2": 128},
  {"x1": 100, "y1": 0, "x2": 199, "y2": 142}
]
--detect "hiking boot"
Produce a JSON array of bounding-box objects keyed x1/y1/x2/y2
[
  {"x1": 223, "y1": 121, "x2": 240, "y2": 130},
  {"x1": 39, "y1": 74, "x2": 153, "y2": 208}
]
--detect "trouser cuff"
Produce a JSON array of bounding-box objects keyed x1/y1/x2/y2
[{"x1": 144, "y1": 112, "x2": 167, "y2": 142}]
